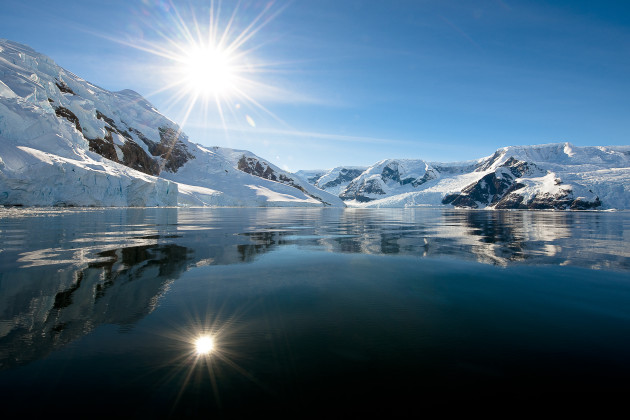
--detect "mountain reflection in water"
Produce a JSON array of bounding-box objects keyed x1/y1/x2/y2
[{"x1": 0, "y1": 208, "x2": 629, "y2": 415}]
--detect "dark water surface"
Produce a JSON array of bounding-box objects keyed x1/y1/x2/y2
[{"x1": 1, "y1": 208, "x2": 629, "y2": 416}]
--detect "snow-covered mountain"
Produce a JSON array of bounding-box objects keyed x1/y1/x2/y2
[
  {"x1": 295, "y1": 166, "x2": 367, "y2": 197},
  {"x1": 0, "y1": 40, "x2": 343, "y2": 207},
  {"x1": 299, "y1": 143, "x2": 630, "y2": 210}
]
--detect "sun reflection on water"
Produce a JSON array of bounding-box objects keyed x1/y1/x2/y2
[{"x1": 195, "y1": 335, "x2": 215, "y2": 355}]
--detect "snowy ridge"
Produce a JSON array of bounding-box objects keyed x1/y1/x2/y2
[
  {"x1": 339, "y1": 159, "x2": 438, "y2": 202},
  {"x1": 293, "y1": 169, "x2": 327, "y2": 185},
  {"x1": 301, "y1": 143, "x2": 630, "y2": 210},
  {"x1": 303, "y1": 166, "x2": 368, "y2": 196},
  {"x1": 0, "y1": 39, "x2": 343, "y2": 207}
]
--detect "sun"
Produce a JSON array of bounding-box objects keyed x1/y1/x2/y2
[
  {"x1": 117, "y1": 1, "x2": 288, "y2": 131},
  {"x1": 180, "y1": 45, "x2": 236, "y2": 97}
]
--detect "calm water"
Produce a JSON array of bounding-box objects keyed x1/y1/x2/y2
[{"x1": 1, "y1": 208, "x2": 629, "y2": 416}]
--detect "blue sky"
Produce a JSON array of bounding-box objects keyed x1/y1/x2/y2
[{"x1": 2, "y1": 0, "x2": 629, "y2": 171}]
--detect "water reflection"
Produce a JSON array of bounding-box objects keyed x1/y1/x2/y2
[
  {"x1": 0, "y1": 208, "x2": 629, "y2": 415},
  {"x1": 3, "y1": 208, "x2": 628, "y2": 272},
  {"x1": 0, "y1": 208, "x2": 628, "y2": 371},
  {"x1": 0, "y1": 241, "x2": 192, "y2": 370}
]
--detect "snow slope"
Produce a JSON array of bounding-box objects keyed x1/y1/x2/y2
[{"x1": 0, "y1": 40, "x2": 342, "y2": 207}]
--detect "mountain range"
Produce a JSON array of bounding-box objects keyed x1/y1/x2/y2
[
  {"x1": 296, "y1": 143, "x2": 630, "y2": 210},
  {"x1": 1, "y1": 40, "x2": 628, "y2": 209}
]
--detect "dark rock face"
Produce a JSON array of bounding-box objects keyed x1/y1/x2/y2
[
  {"x1": 570, "y1": 196, "x2": 602, "y2": 210},
  {"x1": 96, "y1": 110, "x2": 133, "y2": 141},
  {"x1": 411, "y1": 170, "x2": 437, "y2": 187},
  {"x1": 493, "y1": 188, "x2": 526, "y2": 209},
  {"x1": 85, "y1": 111, "x2": 159, "y2": 176},
  {"x1": 442, "y1": 193, "x2": 480, "y2": 208},
  {"x1": 119, "y1": 137, "x2": 160, "y2": 175},
  {"x1": 361, "y1": 179, "x2": 386, "y2": 195},
  {"x1": 527, "y1": 192, "x2": 573, "y2": 210},
  {"x1": 466, "y1": 172, "x2": 516, "y2": 205},
  {"x1": 238, "y1": 156, "x2": 278, "y2": 181},
  {"x1": 55, "y1": 80, "x2": 75, "y2": 95},
  {"x1": 237, "y1": 155, "x2": 331, "y2": 205},
  {"x1": 380, "y1": 162, "x2": 433, "y2": 186},
  {"x1": 91, "y1": 112, "x2": 192, "y2": 175},
  {"x1": 502, "y1": 157, "x2": 540, "y2": 178},
  {"x1": 153, "y1": 127, "x2": 195, "y2": 172},
  {"x1": 381, "y1": 163, "x2": 416, "y2": 185},
  {"x1": 305, "y1": 173, "x2": 324, "y2": 184},
  {"x1": 442, "y1": 158, "x2": 542, "y2": 208},
  {"x1": 54, "y1": 106, "x2": 82, "y2": 132},
  {"x1": 50, "y1": 91, "x2": 193, "y2": 176},
  {"x1": 317, "y1": 168, "x2": 363, "y2": 190},
  {"x1": 444, "y1": 157, "x2": 602, "y2": 210},
  {"x1": 340, "y1": 179, "x2": 386, "y2": 201},
  {"x1": 87, "y1": 135, "x2": 118, "y2": 163}
]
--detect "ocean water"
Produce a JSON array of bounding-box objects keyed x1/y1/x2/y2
[{"x1": 0, "y1": 207, "x2": 629, "y2": 416}]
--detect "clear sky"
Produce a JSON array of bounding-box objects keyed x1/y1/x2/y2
[{"x1": 2, "y1": 0, "x2": 629, "y2": 171}]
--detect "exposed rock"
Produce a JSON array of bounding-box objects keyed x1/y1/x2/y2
[
  {"x1": 90, "y1": 111, "x2": 163, "y2": 175},
  {"x1": 381, "y1": 163, "x2": 415, "y2": 185},
  {"x1": 570, "y1": 196, "x2": 602, "y2": 210},
  {"x1": 337, "y1": 161, "x2": 438, "y2": 202},
  {"x1": 476, "y1": 150, "x2": 504, "y2": 172},
  {"x1": 527, "y1": 191, "x2": 574, "y2": 210},
  {"x1": 96, "y1": 110, "x2": 133, "y2": 141},
  {"x1": 120, "y1": 139, "x2": 160, "y2": 175},
  {"x1": 340, "y1": 178, "x2": 386, "y2": 201},
  {"x1": 318, "y1": 168, "x2": 363, "y2": 190},
  {"x1": 492, "y1": 193, "x2": 526, "y2": 209},
  {"x1": 305, "y1": 173, "x2": 325, "y2": 184},
  {"x1": 411, "y1": 170, "x2": 437, "y2": 187},
  {"x1": 87, "y1": 133, "x2": 118, "y2": 162},
  {"x1": 238, "y1": 155, "x2": 278, "y2": 181},
  {"x1": 96, "y1": 110, "x2": 117, "y2": 128},
  {"x1": 444, "y1": 171, "x2": 516, "y2": 207},
  {"x1": 442, "y1": 193, "x2": 479, "y2": 208},
  {"x1": 501, "y1": 157, "x2": 543, "y2": 178},
  {"x1": 153, "y1": 127, "x2": 194, "y2": 172},
  {"x1": 55, "y1": 79, "x2": 75, "y2": 95},
  {"x1": 54, "y1": 106, "x2": 82, "y2": 132},
  {"x1": 361, "y1": 179, "x2": 386, "y2": 195},
  {"x1": 443, "y1": 158, "x2": 553, "y2": 209},
  {"x1": 129, "y1": 126, "x2": 157, "y2": 150},
  {"x1": 451, "y1": 175, "x2": 603, "y2": 210},
  {"x1": 84, "y1": 125, "x2": 159, "y2": 176},
  {"x1": 237, "y1": 155, "x2": 331, "y2": 205}
]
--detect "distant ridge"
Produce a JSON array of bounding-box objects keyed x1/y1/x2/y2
[{"x1": 295, "y1": 143, "x2": 630, "y2": 210}]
